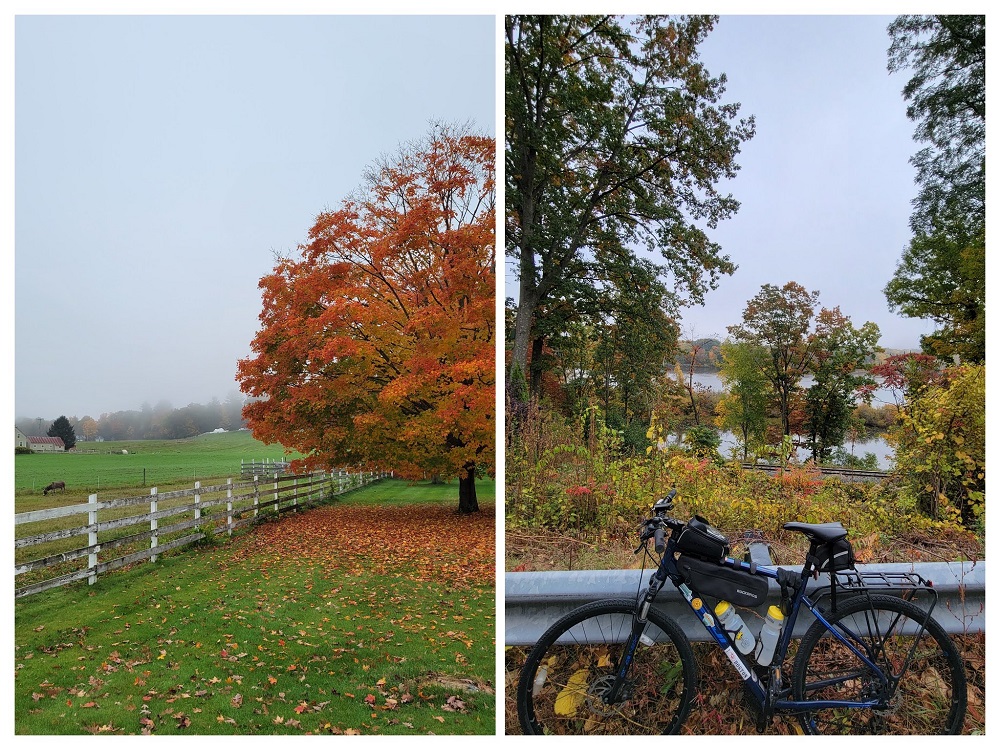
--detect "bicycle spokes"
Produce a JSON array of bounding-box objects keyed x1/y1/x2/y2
[
  {"x1": 519, "y1": 602, "x2": 695, "y2": 734},
  {"x1": 793, "y1": 597, "x2": 965, "y2": 734}
]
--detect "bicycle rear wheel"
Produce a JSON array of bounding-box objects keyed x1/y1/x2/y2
[
  {"x1": 516, "y1": 598, "x2": 696, "y2": 734},
  {"x1": 791, "y1": 594, "x2": 967, "y2": 734}
]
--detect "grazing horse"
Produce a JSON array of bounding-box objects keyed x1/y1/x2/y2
[{"x1": 43, "y1": 481, "x2": 66, "y2": 495}]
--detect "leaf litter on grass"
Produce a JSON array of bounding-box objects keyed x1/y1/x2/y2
[{"x1": 15, "y1": 501, "x2": 496, "y2": 735}]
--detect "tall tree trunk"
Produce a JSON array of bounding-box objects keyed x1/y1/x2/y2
[
  {"x1": 512, "y1": 281, "x2": 538, "y2": 385},
  {"x1": 530, "y1": 336, "x2": 545, "y2": 395},
  {"x1": 510, "y1": 117, "x2": 539, "y2": 384},
  {"x1": 779, "y1": 383, "x2": 791, "y2": 436},
  {"x1": 458, "y1": 462, "x2": 479, "y2": 514}
]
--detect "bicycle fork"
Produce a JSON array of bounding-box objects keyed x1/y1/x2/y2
[
  {"x1": 602, "y1": 583, "x2": 663, "y2": 705},
  {"x1": 606, "y1": 578, "x2": 770, "y2": 708}
]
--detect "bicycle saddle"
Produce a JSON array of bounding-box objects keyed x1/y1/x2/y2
[{"x1": 782, "y1": 521, "x2": 848, "y2": 543}]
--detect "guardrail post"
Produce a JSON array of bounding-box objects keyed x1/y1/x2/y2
[
  {"x1": 150, "y1": 487, "x2": 158, "y2": 563},
  {"x1": 227, "y1": 478, "x2": 233, "y2": 536},
  {"x1": 88, "y1": 493, "x2": 98, "y2": 585},
  {"x1": 194, "y1": 480, "x2": 201, "y2": 522}
]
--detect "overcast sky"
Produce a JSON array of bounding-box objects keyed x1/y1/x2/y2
[
  {"x1": 12, "y1": 13, "x2": 496, "y2": 420},
  {"x1": 502, "y1": 13, "x2": 940, "y2": 352},
  {"x1": 6, "y1": 8, "x2": 976, "y2": 422},
  {"x1": 689, "y1": 15, "x2": 937, "y2": 348}
]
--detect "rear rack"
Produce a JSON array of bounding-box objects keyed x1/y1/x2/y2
[
  {"x1": 816, "y1": 569, "x2": 939, "y2": 616},
  {"x1": 834, "y1": 569, "x2": 931, "y2": 591}
]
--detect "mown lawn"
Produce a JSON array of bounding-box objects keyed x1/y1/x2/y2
[
  {"x1": 14, "y1": 479, "x2": 496, "y2": 735},
  {"x1": 15, "y1": 431, "x2": 293, "y2": 499}
]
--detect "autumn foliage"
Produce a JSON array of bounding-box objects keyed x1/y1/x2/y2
[{"x1": 238, "y1": 126, "x2": 495, "y2": 511}]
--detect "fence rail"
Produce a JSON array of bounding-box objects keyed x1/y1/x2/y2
[
  {"x1": 240, "y1": 458, "x2": 291, "y2": 478},
  {"x1": 14, "y1": 469, "x2": 386, "y2": 598}
]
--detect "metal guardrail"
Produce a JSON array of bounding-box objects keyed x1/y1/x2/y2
[{"x1": 505, "y1": 555, "x2": 985, "y2": 645}]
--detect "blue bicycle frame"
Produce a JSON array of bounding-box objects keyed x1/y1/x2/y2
[
  {"x1": 613, "y1": 543, "x2": 891, "y2": 718},
  {"x1": 677, "y1": 556, "x2": 887, "y2": 714}
]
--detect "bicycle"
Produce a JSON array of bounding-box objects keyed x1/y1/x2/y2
[{"x1": 515, "y1": 490, "x2": 968, "y2": 734}]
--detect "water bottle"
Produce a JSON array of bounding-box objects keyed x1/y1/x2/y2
[
  {"x1": 714, "y1": 601, "x2": 756, "y2": 656},
  {"x1": 754, "y1": 605, "x2": 784, "y2": 666}
]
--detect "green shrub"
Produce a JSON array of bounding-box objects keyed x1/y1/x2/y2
[{"x1": 506, "y1": 403, "x2": 971, "y2": 558}]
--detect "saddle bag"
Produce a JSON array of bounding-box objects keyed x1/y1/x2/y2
[
  {"x1": 676, "y1": 555, "x2": 769, "y2": 608},
  {"x1": 813, "y1": 538, "x2": 856, "y2": 572},
  {"x1": 675, "y1": 515, "x2": 730, "y2": 562}
]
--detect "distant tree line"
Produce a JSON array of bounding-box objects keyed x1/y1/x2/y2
[
  {"x1": 674, "y1": 339, "x2": 723, "y2": 370},
  {"x1": 16, "y1": 394, "x2": 248, "y2": 443}
]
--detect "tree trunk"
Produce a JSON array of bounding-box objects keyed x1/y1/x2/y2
[
  {"x1": 458, "y1": 462, "x2": 479, "y2": 514},
  {"x1": 530, "y1": 336, "x2": 545, "y2": 395},
  {"x1": 512, "y1": 282, "x2": 538, "y2": 385}
]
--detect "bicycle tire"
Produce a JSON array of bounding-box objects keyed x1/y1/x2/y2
[
  {"x1": 516, "y1": 598, "x2": 697, "y2": 735},
  {"x1": 791, "y1": 593, "x2": 967, "y2": 734}
]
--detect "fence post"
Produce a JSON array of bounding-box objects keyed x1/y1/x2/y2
[
  {"x1": 88, "y1": 494, "x2": 98, "y2": 585},
  {"x1": 227, "y1": 478, "x2": 233, "y2": 536},
  {"x1": 293, "y1": 475, "x2": 298, "y2": 512},
  {"x1": 194, "y1": 480, "x2": 201, "y2": 522},
  {"x1": 150, "y1": 487, "x2": 158, "y2": 563}
]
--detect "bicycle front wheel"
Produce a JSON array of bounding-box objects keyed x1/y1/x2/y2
[
  {"x1": 516, "y1": 598, "x2": 696, "y2": 735},
  {"x1": 791, "y1": 593, "x2": 967, "y2": 734}
]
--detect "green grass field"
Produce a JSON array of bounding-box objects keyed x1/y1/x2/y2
[
  {"x1": 344, "y1": 479, "x2": 496, "y2": 506},
  {"x1": 14, "y1": 479, "x2": 497, "y2": 736},
  {"x1": 15, "y1": 431, "x2": 295, "y2": 507}
]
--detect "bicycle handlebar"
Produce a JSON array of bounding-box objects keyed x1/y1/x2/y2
[
  {"x1": 654, "y1": 526, "x2": 666, "y2": 554},
  {"x1": 639, "y1": 488, "x2": 685, "y2": 555}
]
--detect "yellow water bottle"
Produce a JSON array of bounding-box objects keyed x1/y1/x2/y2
[
  {"x1": 755, "y1": 605, "x2": 784, "y2": 666},
  {"x1": 715, "y1": 601, "x2": 756, "y2": 656}
]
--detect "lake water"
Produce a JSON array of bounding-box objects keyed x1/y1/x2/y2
[
  {"x1": 687, "y1": 370, "x2": 895, "y2": 469},
  {"x1": 712, "y1": 431, "x2": 894, "y2": 469},
  {"x1": 690, "y1": 370, "x2": 899, "y2": 408}
]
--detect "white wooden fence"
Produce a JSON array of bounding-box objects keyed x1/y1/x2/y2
[
  {"x1": 14, "y1": 469, "x2": 385, "y2": 598},
  {"x1": 240, "y1": 458, "x2": 291, "y2": 477}
]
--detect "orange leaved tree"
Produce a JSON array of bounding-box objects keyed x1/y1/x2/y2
[{"x1": 237, "y1": 125, "x2": 495, "y2": 513}]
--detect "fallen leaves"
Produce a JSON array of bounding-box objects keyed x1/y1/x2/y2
[
  {"x1": 240, "y1": 503, "x2": 495, "y2": 587},
  {"x1": 15, "y1": 498, "x2": 496, "y2": 735}
]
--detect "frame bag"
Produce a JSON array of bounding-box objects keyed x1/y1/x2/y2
[{"x1": 676, "y1": 555, "x2": 768, "y2": 608}]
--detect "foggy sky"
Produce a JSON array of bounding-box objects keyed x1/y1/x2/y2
[
  {"x1": 691, "y1": 15, "x2": 937, "y2": 347},
  {"x1": 10, "y1": 10, "x2": 976, "y2": 423},
  {"x1": 504, "y1": 14, "x2": 941, "y2": 351},
  {"x1": 13, "y1": 14, "x2": 496, "y2": 420}
]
